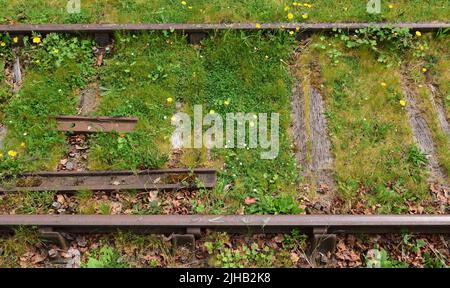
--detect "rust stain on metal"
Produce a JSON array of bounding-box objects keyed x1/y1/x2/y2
[
  {"x1": 55, "y1": 116, "x2": 138, "y2": 133},
  {"x1": 1, "y1": 169, "x2": 217, "y2": 193}
]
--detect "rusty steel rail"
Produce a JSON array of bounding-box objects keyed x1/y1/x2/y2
[
  {"x1": 0, "y1": 169, "x2": 217, "y2": 193},
  {"x1": 0, "y1": 215, "x2": 449, "y2": 234},
  {"x1": 55, "y1": 116, "x2": 138, "y2": 133},
  {"x1": 0, "y1": 22, "x2": 448, "y2": 33}
]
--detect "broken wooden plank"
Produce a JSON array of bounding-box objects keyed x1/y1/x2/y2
[{"x1": 55, "y1": 116, "x2": 138, "y2": 133}]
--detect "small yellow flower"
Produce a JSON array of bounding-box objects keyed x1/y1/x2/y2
[
  {"x1": 171, "y1": 115, "x2": 177, "y2": 122},
  {"x1": 295, "y1": 27, "x2": 300, "y2": 32},
  {"x1": 209, "y1": 110, "x2": 215, "y2": 114},
  {"x1": 422, "y1": 68, "x2": 427, "y2": 73},
  {"x1": 255, "y1": 23, "x2": 261, "y2": 29},
  {"x1": 265, "y1": 55, "x2": 269, "y2": 59},
  {"x1": 415, "y1": 31, "x2": 422, "y2": 37},
  {"x1": 8, "y1": 150, "x2": 17, "y2": 158},
  {"x1": 388, "y1": 4, "x2": 394, "y2": 9},
  {"x1": 289, "y1": 30, "x2": 295, "y2": 36},
  {"x1": 0, "y1": 153, "x2": 3, "y2": 158},
  {"x1": 399, "y1": 100, "x2": 406, "y2": 107},
  {"x1": 287, "y1": 13, "x2": 294, "y2": 20},
  {"x1": 166, "y1": 97, "x2": 174, "y2": 104},
  {"x1": 380, "y1": 82, "x2": 387, "y2": 87},
  {"x1": 181, "y1": 1, "x2": 187, "y2": 5},
  {"x1": 20, "y1": 142, "x2": 26, "y2": 148},
  {"x1": 293, "y1": 2, "x2": 298, "y2": 6},
  {"x1": 0, "y1": 42, "x2": 5, "y2": 47},
  {"x1": 302, "y1": 13, "x2": 308, "y2": 19},
  {"x1": 284, "y1": 6, "x2": 290, "y2": 11},
  {"x1": 188, "y1": 6, "x2": 192, "y2": 9},
  {"x1": 13, "y1": 37, "x2": 19, "y2": 43},
  {"x1": 224, "y1": 99, "x2": 230, "y2": 106},
  {"x1": 32, "y1": 37, "x2": 41, "y2": 44}
]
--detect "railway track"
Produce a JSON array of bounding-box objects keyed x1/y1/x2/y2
[
  {"x1": 1, "y1": 21, "x2": 449, "y2": 265},
  {"x1": 0, "y1": 22, "x2": 448, "y2": 33}
]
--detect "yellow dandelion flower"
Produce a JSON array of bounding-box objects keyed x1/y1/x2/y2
[
  {"x1": 13, "y1": 37, "x2": 19, "y2": 43},
  {"x1": 293, "y1": 2, "x2": 298, "y2": 6},
  {"x1": 284, "y1": 6, "x2": 290, "y2": 11},
  {"x1": 224, "y1": 100, "x2": 230, "y2": 106},
  {"x1": 188, "y1": 6, "x2": 192, "y2": 9},
  {"x1": 388, "y1": 4, "x2": 394, "y2": 9},
  {"x1": 33, "y1": 37, "x2": 41, "y2": 44},
  {"x1": 302, "y1": 13, "x2": 308, "y2": 19},
  {"x1": 399, "y1": 100, "x2": 406, "y2": 107},
  {"x1": 289, "y1": 31, "x2": 295, "y2": 36},
  {"x1": 8, "y1": 150, "x2": 17, "y2": 158},
  {"x1": 181, "y1": 1, "x2": 187, "y2": 5},
  {"x1": 380, "y1": 82, "x2": 387, "y2": 87},
  {"x1": 20, "y1": 142, "x2": 26, "y2": 148},
  {"x1": 415, "y1": 31, "x2": 422, "y2": 37},
  {"x1": 287, "y1": 13, "x2": 294, "y2": 20},
  {"x1": 0, "y1": 42, "x2": 5, "y2": 47},
  {"x1": 255, "y1": 23, "x2": 261, "y2": 29},
  {"x1": 296, "y1": 27, "x2": 300, "y2": 32},
  {"x1": 0, "y1": 153, "x2": 3, "y2": 158},
  {"x1": 422, "y1": 68, "x2": 427, "y2": 73},
  {"x1": 166, "y1": 97, "x2": 174, "y2": 104}
]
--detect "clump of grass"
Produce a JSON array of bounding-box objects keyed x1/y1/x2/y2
[
  {"x1": 88, "y1": 31, "x2": 199, "y2": 170},
  {"x1": 82, "y1": 245, "x2": 129, "y2": 268},
  {"x1": 312, "y1": 36, "x2": 429, "y2": 213},
  {"x1": 193, "y1": 31, "x2": 299, "y2": 214}
]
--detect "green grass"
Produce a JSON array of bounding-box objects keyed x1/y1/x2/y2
[
  {"x1": 427, "y1": 35, "x2": 450, "y2": 124},
  {"x1": 0, "y1": 35, "x2": 13, "y2": 122},
  {"x1": 0, "y1": 0, "x2": 448, "y2": 24},
  {"x1": 311, "y1": 37, "x2": 430, "y2": 213},
  {"x1": 88, "y1": 32, "x2": 195, "y2": 170}
]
